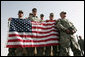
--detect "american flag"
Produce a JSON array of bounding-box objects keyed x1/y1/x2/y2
[{"x1": 6, "y1": 18, "x2": 59, "y2": 48}]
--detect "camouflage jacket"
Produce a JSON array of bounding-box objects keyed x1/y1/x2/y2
[
  {"x1": 31, "y1": 16, "x2": 41, "y2": 22},
  {"x1": 56, "y1": 18, "x2": 77, "y2": 34}
]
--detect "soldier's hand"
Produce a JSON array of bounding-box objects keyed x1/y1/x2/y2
[
  {"x1": 66, "y1": 29, "x2": 70, "y2": 34},
  {"x1": 8, "y1": 17, "x2": 12, "y2": 21},
  {"x1": 72, "y1": 30, "x2": 76, "y2": 33}
]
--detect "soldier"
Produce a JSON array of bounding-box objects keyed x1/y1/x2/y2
[
  {"x1": 45, "y1": 13, "x2": 57, "y2": 56},
  {"x1": 35, "y1": 14, "x2": 45, "y2": 56},
  {"x1": 25, "y1": 47, "x2": 35, "y2": 56},
  {"x1": 25, "y1": 8, "x2": 39, "y2": 56},
  {"x1": 37, "y1": 47, "x2": 45, "y2": 56},
  {"x1": 49, "y1": 13, "x2": 59, "y2": 56},
  {"x1": 28, "y1": 13, "x2": 33, "y2": 21},
  {"x1": 49, "y1": 13, "x2": 54, "y2": 20},
  {"x1": 45, "y1": 13, "x2": 53, "y2": 56},
  {"x1": 31, "y1": 8, "x2": 40, "y2": 22},
  {"x1": 7, "y1": 48, "x2": 16, "y2": 56},
  {"x1": 77, "y1": 36, "x2": 84, "y2": 56},
  {"x1": 56, "y1": 11, "x2": 81, "y2": 56},
  {"x1": 8, "y1": 10, "x2": 24, "y2": 21},
  {"x1": 31, "y1": 8, "x2": 44, "y2": 56},
  {"x1": 40, "y1": 14, "x2": 44, "y2": 22},
  {"x1": 23, "y1": 8, "x2": 41, "y2": 56},
  {"x1": 8, "y1": 10, "x2": 25, "y2": 56},
  {"x1": 46, "y1": 13, "x2": 54, "y2": 21}
]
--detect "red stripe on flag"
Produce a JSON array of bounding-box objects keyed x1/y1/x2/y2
[
  {"x1": 8, "y1": 38, "x2": 59, "y2": 42},
  {"x1": 32, "y1": 22, "x2": 55, "y2": 26},
  {"x1": 6, "y1": 43, "x2": 60, "y2": 48},
  {"x1": 32, "y1": 30, "x2": 58, "y2": 34},
  {"x1": 9, "y1": 34, "x2": 59, "y2": 38},
  {"x1": 32, "y1": 26, "x2": 55, "y2": 30}
]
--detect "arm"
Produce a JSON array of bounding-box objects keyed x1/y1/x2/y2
[
  {"x1": 56, "y1": 19, "x2": 67, "y2": 32},
  {"x1": 70, "y1": 22, "x2": 77, "y2": 33},
  {"x1": 8, "y1": 18, "x2": 12, "y2": 28}
]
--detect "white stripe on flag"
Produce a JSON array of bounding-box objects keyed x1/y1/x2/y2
[
  {"x1": 9, "y1": 31, "x2": 59, "y2": 36},
  {"x1": 7, "y1": 41, "x2": 59, "y2": 45}
]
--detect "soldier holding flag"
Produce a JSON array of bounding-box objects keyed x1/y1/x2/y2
[{"x1": 56, "y1": 11, "x2": 81, "y2": 56}]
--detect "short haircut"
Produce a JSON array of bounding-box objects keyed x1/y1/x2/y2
[{"x1": 32, "y1": 8, "x2": 37, "y2": 11}]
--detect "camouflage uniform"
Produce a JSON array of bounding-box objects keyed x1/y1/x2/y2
[
  {"x1": 52, "y1": 45, "x2": 60, "y2": 56},
  {"x1": 23, "y1": 47, "x2": 35, "y2": 56},
  {"x1": 7, "y1": 48, "x2": 16, "y2": 56},
  {"x1": 31, "y1": 16, "x2": 41, "y2": 22},
  {"x1": 28, "y1": 13, "x2": 33, "y2": 21},
  {"x1": 36, "y1": 47, "x2": 45, "y2": 56},
  {"x1": 56, "y1": 18, "x2": 81, "y2": 56},
  {"x1": 40, "y1": 14, "x2": 45, "y2": 22},
  {"x1": 77, "y1": 36, "x2": 84, "y2": 56},
  {"x1": 15, "y1": 48, "x2": 24, "y2": 56},
  {"x1": 45, "y1": 46, "x2": 51, "y2": 56}
]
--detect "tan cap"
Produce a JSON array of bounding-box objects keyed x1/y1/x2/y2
[
  {"x1": 32, "y1": 8, "x2": 37, "y2": 11},
  {"x1": 40, "y1": 14, "x2": 44, "y2": 17},
  {"x1": 29, "y1": 13, "x2": 33, "y2": 15},
  {"x1": 60, "y1": 11, "x2": 66, "y2": 15},
  {"x1": 18, "y1": 10, "x2": 23, "y2": 14},
  {"x1": 50, "y1": 13, "x2": 54, "y2": 16}
]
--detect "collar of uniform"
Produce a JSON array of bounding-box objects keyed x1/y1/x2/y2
[
  {"x1": 61, "y1": 18, "x2": 66, "y2": 19},
  {"x1": 19, "y1": 18, "x2": 24, "y2": 19},
  {"x1": 32, "y1": 16, "x2": 38, "y2": 17}
]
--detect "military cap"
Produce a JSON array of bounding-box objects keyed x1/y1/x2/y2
[
  {"x1": 50, "y1": 13, "x2": 54, "y2": 16},
  {"x1": 40, "y1": 14, "x2": 44, "y2": 17},
  {"x1": 32, "y1": 8, "x2": 37, "y2": 11},
  {"x1": 18, "y1": 10, "x2": 23, "y2": 14},
  {"x1": 60, "y1": 11, "x2": 66, "y2": 15},
  {"x1": 29, "y1": 13, "x2": 33, "y2": 15}
]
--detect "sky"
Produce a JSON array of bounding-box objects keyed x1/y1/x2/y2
[{"x1": 1, "y1": 1, "x2": 84, "y2": 56}]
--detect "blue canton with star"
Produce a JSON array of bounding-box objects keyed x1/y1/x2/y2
[{"x1": 9, "y1": 18, "x2": 32, "y2": 32}]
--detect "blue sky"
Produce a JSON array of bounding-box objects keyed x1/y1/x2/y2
[{"x1": 1, "y1": 1, "x2": 84, "y2": 56}]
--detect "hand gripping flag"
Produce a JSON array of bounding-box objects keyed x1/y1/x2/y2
[{"x1": 6, "y1": 18, "x2": 59, "y2": 48}]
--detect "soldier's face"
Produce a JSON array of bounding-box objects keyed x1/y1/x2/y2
[
  {"x1": 29, "y1": 15, "x2": 33, "y2": 18},
  {"x1": 41, "y1": 17, "x2": 44, "y2": 20},
  {"x1": 60, "y1": 14, "x2": 66, "y2": 19},
  {"x1": 49, "y1": 16, "x2": 53, "y2": 20},
  {"x1": 18, "y1": 13, "x2": 24, "y2": 18},
  {"x1": 32, "y1": 11, "x2": 37, "y2": 16}
]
